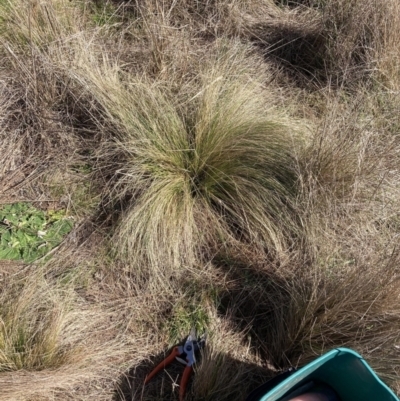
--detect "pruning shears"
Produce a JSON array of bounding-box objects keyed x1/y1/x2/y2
[{"x1": 144, "y1": 329, "x2": 206, "y2": 401}]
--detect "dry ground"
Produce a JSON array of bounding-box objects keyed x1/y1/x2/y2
[{"x1": 1, "y1": 0, "x2": 400, "y2": 400}]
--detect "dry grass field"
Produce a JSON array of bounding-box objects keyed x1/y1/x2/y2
[{"x1": 1, "y1": 0, "x2": 400, "y2": 400}]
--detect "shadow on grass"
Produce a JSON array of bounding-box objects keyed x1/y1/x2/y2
[
  {"x1": 114, "y1": 348, "x2": 274, "y2": 401},
  {"x1": 214, "y1": 255, "x2": 308, "y2": 370},
  {"x1": 113, "y1": 258, "x2": 302, "y2": 401},
  {"x1": 249, "y1": 21, "x2": 327, "y2": 87},
  {"x1": 113, "y1": 244, "x2": 400, "y2": 400}
]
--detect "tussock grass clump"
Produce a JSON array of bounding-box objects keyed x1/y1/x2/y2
[
  {"x1": 0, "y1": 274, "x2": 81, "y2": 372},
  {"x1": 266, "y1": 257, "x2": 400, "y2": 384},
  {"x1": 244, "y1": 0, "x2": 400, "y2": 87},
  {"x1": 94, "y1": 45, "x2": 302, "y2": 278},
  {"x1": 213, "y1": 247, "x2": 400, "y2": 387},
  {"x1": 299, "y1": 92, "x2": 378, "y2": 203},
  {"x1": 0, "y1": 0, "x2": 71, "y2": 153},
  {"x1": 0, "y1": 267, "x2": 137, "y2": 401},
  {"x1": 0, "y1": 0, "x2": 83, "y2": 48},
  {"x1": 298, "y1": 87, "x2": 400, "y2": 263},
  {"x1": 0, "y1": 0, "x2": 104, "y2": 208},
  {"x1": 320, "y1": 0, "x2": 400, "y2": 85}
]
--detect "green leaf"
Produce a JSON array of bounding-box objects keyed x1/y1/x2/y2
[
  {"x1": 0, "y1": 229, "x2": 11, "y2": 242},
  {"x1": 0, "y1": 203, "x2": 73, "y2": 262},
  {"x1": 28, "y1": 213, "x2": 45, "y2": 228},
  {"x1": 0, "y1": 247, "x2": 20, "y2": 260}
]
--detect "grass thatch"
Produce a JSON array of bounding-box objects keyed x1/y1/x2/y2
[
  {"x1": 0, "y1": 265, "x2": 136, "y2": 401},
  {"x1": 0, "y1": 0, "x2": 400, "y2": 400}
]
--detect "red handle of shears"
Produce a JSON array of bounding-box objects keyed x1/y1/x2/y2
[
  {"x1": 144, "y1": 346, "x2": 181, "y2": 384},
  {"x1": 179, "y1": 365, "x2": 193, "y2": 401}
]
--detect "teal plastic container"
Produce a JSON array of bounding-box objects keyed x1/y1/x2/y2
[{"x1": 259, "y1": 348, "x2": 399, "y2": 401}]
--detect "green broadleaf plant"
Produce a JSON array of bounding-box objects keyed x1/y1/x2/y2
[{"x1": 0, "y1": 203, "x2": 73, "y2": 263}]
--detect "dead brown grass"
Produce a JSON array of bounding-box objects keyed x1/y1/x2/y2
[
  {"x1": 0, "y1": 0, "x2": 103, "y2": 208},
  {"x1": 242, "y1": 0, "x2": 400, "y2": 87},
  {"x1": 0, "y1": 264, "x2": 138, "y2": 401},
  {"x1": 0, "y1": 0, "x2": 400, "y2": 400}
]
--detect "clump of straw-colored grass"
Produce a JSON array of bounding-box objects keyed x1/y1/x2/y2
[
  {"x1": 0, "y1": 267, "x2": 141, "y2": 401},
  {"x1": 0, "y1": 275, "x2": 80, "y2": 372},
  {"x1": 93, "y1": 45, "x2": 302, "y2": 280}
]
